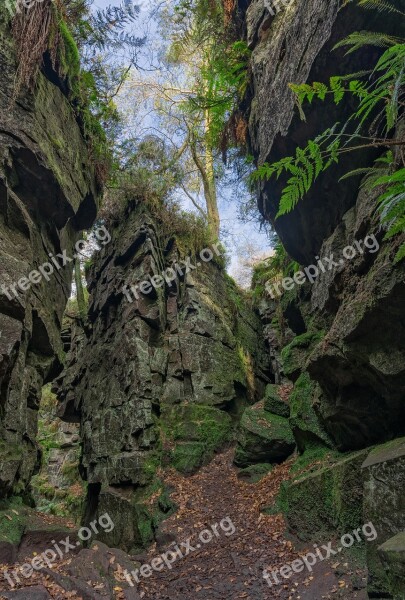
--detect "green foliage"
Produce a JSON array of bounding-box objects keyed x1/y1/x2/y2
[
  {"x1": 191, "y1": 40, "x2": 251, "y2": 147},
  {"x1": 169, "y1": 0, "x2": 251, "y2": 149},
  {"x1": 251, "y1": 3, "x2": 405, "y2": 259},
  {"x1": 252, "y1": 238, "x2": 299, "y2": 297},
  {"x1": 58, "y1": 19, "x2": 81, "y2": 84}
]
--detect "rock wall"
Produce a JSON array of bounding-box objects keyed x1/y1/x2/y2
[
  {"x1": 236, "y1": 0, "x2": 404, "y2": 264},
  {"x1": 235, "y1": 0, "x2": 405, "y2": 596},
  {"x1": 56, "y1": 201, "x2": 273, "y2": 551},
  {"x1": 0, "y1": 8, "x2": 98, "y2": 497}
]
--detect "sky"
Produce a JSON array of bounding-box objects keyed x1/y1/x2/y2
[{"x1": 92, "y1": 0, "x2": 272, "y2": 284}]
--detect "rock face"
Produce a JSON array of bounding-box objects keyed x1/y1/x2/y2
[
  {"x1": 234, "y1": 403, "x2": 295, "y2": 467},
  {"x1": 362, "y1": 438, "x2": 405, "y2": 598},
  {"x1": 56, "y1": 201, "x2": 273, "y2": 551},
  {"x1": 0, "y1": 9, "x2": 98, "y2": 497},
  {"x1": 236, "y1": 1, "x2": 405, "y2": 594},
  {"x1": 237, "y1": 0, "x2": 404, "y2": 264}
]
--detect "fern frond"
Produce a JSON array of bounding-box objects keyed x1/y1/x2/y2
[
  {"x1": 394, "y1": 242, "x2": 405, "y2": 263},
  {"x1": 333, "y1": 31, "x2": 402, "y2": 54},
  {"x1": 357, "y1": 0, "x2": 405, "y2": 17}
]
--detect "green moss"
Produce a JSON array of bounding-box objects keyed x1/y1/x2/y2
[
  {"x1": 264, "y1": 384, "x2": 290, "y2": 417},
  {"x1": 0, "y1": 499, "x2": 27, "y2": 545},
  {"x1": 171, "y1": 442, "x2": 206, "y2": 474},
  {"x1": 289, "y1": 372, "x2": 333, "y2": 452},
  {"x1": 162, "y1": 404, "x2": 234, "y2": 474},
  {"x1": 234, "y1": 406, "x2": 295, "y2": 467},
  {"x1": 281, "y1": 331, "x2": 324, "y2": 380},
  {"x1": 58, "y1": 19, "x2": 80, "y2": 83},
  {"x1": 225, "y1": 273, "x2": 245, "y2": 312},
  {"x1": 281, "y1": 449, "x2": 369, "y2": 541},
  {"x1": 0, "y1": 441, "x2": 23, "y2": 462},
  {"x1": 237, "y1": 463, "x2": 273, "y2": 483},
  {"x1": 131, "y1": 480, "x2": 176, "y2": 549}
]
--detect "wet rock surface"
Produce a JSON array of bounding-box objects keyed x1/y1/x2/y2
[{"x1": 0, "y1": 7, "x2": 98, "y2": 497}]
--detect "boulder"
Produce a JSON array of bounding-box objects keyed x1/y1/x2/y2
[
  {"x1": 289, "y1": 373, "x2": 333, "y2": 453},
  {"x1": 263, "y1": 385, "x2": 290, "y2": 417},
  {"x1": 378, "y1": 532, "x2": 405, "y2": 600},
  {"x1": 282, "y1": 449, "x2": 368, "y2": 541},
  {"x1": 234, "y1": 405, "x2": 295, "y2": 467},
  {"x1": 362, "y1": 437, "x2": 405, "y2": 598}
]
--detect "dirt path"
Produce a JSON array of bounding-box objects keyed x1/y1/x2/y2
[
  {"x1": 0, "y1": 448, "x2": 368, "y2": 600},
  {"x1": 136, "y1": 449, "x2": 368, "y2": 600}
]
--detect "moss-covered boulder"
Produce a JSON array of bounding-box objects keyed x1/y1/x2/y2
[
  {"x1": 378, "y1": 532, "x2": 405, "y2": 599},
  {"x1": 263, "y1": 385, "x2": 290, "y2": 417},
  {"x1": 362, "y1": 437, "x2": 405, "y2": 598},
  {"x1": 281, "y1": 331, "x2": 324, "y2": 382},
  {"x1": 281, "y1": 449, "x2": 368, "y2": 541},
  {"x1": 234, "y1": 405, "x2": 295, "y2": 468},
  {"x1": 0, "y1": 498, "x2": 27, "y2": 563},
  {"x1": 162, "y1": 404, "x2": 234, "y2": 474},
  {"x1": 289, "y1": 373, "x2": 333, "y2": 452},
  {"x1": 91, "y1": 479, "x2": 176, "y2": 553}
]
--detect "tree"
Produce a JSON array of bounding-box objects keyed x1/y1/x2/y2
[{"x1": 120, "y1": 0, "x2": 250, "y2": 241}]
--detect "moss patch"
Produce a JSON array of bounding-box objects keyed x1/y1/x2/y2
[
  {"x1": 264, "y1": 385, "x2": 290, "y2": 417},
  {"x1": 289, "y1": 372, "x2": 333, "y2": 452},
  {"x1": 281, "y1": 331, "x2": 324, "y2": 381},
  {"x1": 162, "y1": 404, "x2": 234, "y2": 475},
  {"x1": 234, "y1": 405, "x2": 295, "y2": 467},
  {"x1": 281, "y1": 449, "x2": 369, "y2": 541},
  {"x1": 237, "y1": 463, "x2": 274, "y2": 483},
  {"x1": 0, "y1": 498, "x2": 27, "y2": 546}
]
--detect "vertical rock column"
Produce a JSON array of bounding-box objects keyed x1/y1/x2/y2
[{"x1": 0, "y1": 8, "x2": 99, "y2": 497}]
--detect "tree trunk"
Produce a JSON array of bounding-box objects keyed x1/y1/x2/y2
[{"x1": 74, "y1": 258, "x2": 87, "y2": 322}]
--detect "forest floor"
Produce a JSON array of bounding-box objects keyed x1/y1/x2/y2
[{"x1": 0, "y1": 448, "x2": 368, "y2": 600}]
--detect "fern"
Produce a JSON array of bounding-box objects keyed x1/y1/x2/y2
[
  {"x1": 333, "y1": 31, "x2": 402, "y2": 54},
  {"x1": 252, "y1": 0, "x2": 405, "y2": 258},
  {"x1": 252, "y1": 130, "x2": 341, "y2": 215},
  {"x1": 356, "y1": 0, "x2": 405, "y2": 17}
]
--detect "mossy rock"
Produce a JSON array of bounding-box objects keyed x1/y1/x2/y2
[
  {"x1": 362, "y1": 437, "x2": 405, "y2": 598},
  {"x1": 171, "y1": 442, "x2": 206, "y2": 474},
  {"x1": 234, "y1": 405, "x2": 295, "y2": 468},
  {"x1": 264, "y1": 385, "x2": 290, "y2": 418},
  {"x1": 94, "y1": 480, "x2": 176, "y2": 553},
  {"x1": 0, "y1": 498, "x2": 27, "y2": 546},
  {"x1": 282, "y1": 448, "x2": 369, "y2": 541},
  {"x1": 281, "y1": 331, "x2": 324, "y2": 382},
  {"x1": 237, "y1": 463, "x2": 273, "y2": 483},
  {"x1": 162, "y1": 404, "x2": 234, "y2": 474},
  {"x1": 289, "y1": 372, "x2": 334, "y2": 452},
  {"x1": 378, "y1": 532, "x2": 405, "y2": 599}
]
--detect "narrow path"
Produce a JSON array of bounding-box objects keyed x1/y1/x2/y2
[
  {"x1": 136, "y1": 449, "x2": 368, "y2": 600},
  {"x1": 0, "y1": 449, "x2": 368, "y2": 599}
]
